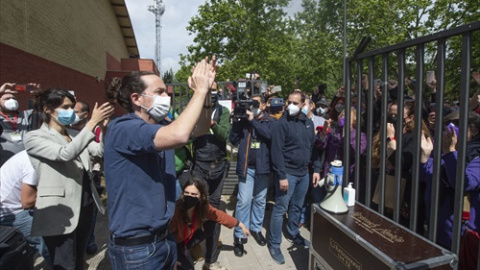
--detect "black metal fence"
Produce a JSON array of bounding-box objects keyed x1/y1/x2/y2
[{"x1": 343, "y1": 21, "x2": 480, "y2": 269}]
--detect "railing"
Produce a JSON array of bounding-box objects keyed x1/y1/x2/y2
[{"x1": 344, "y1": 21, "x2": 480, "y2": 269}]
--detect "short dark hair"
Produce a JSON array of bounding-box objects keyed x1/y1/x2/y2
[
  {"x1": 251, "y1": 94, "x2": 265, "y2": 104},
  {"x1": 105, "y1": 71, "x2": 156, "y2": 112},
  {"x1": 289, "y1": 91, "x2": 305, "y2": 103},
  {"x1": 77, "y1": 101, "x2": 90, "y2": 114},
  {"x1": 33, "y1": 89, "x2": 76, "y2": 124}
]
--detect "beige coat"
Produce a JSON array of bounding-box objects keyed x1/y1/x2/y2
[{"x1": 24, "y1": 123, "x2": 104, "y2": 237}]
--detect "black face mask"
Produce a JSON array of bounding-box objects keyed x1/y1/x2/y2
[
  {"x1": 387, "y1": 116, "x2": 397, "y2": 125},
  {"x1": 183, "y1": 195, "x2": 200, "y2": 209}
]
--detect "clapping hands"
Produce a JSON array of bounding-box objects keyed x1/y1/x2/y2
[{"x1": 188, "y1": 56, "x2": 217, "y2": 94}]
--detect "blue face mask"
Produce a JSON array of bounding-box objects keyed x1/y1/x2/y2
[
  {"x1": 316, "y1": 107, "x2": 325, "y2": 115},
  {"x1": 301, "y1": 105, "x2": 309, "y2": 115},
  {"x1": 55, "y1": 109, "x2": 76, "y2": 126}
]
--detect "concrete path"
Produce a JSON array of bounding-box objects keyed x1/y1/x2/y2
[{"x1": 35, "y1": 195, "x2": 311, "y2": 270}]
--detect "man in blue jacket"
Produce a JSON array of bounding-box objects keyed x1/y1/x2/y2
[
  {"x1": 229, "y1": 94, "x2": 275, "y2": 257},
  {"x1": 268, "y1": 90, "x2": 321, "y2": 265}
]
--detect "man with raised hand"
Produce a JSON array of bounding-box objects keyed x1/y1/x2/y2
[{"x1": 104, "y1": 57, "x2": 216, "y2": 270}]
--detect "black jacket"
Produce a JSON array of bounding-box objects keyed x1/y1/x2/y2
[
  {"x1": 271, "y1": 111, "x2": 320, "y2": 179},
  {"x1": 230, "y1": 112, "x2": 275, "y2": 177}
]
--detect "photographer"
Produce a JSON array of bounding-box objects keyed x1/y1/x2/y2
[
  {"x1": 0, "y1": 83, "x2": 40, "y2": 166},
  {"x1": 229, "y1": 94, "x2": 275, "y2": 257}
]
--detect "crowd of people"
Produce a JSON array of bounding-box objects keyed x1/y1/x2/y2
[{"x1": 1, "y1": 62, "x2": 479, "y2": 270}]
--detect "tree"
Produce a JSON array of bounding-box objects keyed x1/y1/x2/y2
[
  {"x1": 177, "y1": 0, "x2": 300, "y2": 94},
  {"x1": 177, "y1": 0, "x2": 479, "y2": 100},
  {"x1": 162, "y1": 68, "x2": 174, "y2": 84}
]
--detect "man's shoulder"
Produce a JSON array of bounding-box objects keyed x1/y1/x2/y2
[{"x1": 110, "y1": 113, "x2": 148, "y2": 130}]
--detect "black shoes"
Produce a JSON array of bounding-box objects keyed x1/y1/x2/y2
[
  {"x1": 234, "y1": 232, "x2": 266, "y2": 257},
  {"x1": 250, "y1": 231, "x2": 267, "y2": 246},
  {"x1": 233, "y1": 237, "x2": 244, "y2": 257},
  {"x1": 285, "y1": 233, "x2": 310, "y2": 249}
]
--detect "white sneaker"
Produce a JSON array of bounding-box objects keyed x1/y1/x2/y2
[{"x1": 202, "y1": 262, "x2": 228, "y2": 270}]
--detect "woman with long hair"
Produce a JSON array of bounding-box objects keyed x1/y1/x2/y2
[
  {"x1": 24, "y1": 88, "x2": 113, "y2": 269},
  {"x1": 170, "y1": 178, "x2": 250, "y2": 270},
  {"x1": 371, "y1": 100, "x2": 431, "y2": 233}
]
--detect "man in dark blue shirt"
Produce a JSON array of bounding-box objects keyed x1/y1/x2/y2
[
  {"x1": 267, "y1": 91, "x2": 321, "y2": 265},
  {"x1": 104, "y1": 58, "x2": 216, "y2": 270}
]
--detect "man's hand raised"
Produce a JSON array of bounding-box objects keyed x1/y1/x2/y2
[{"x1": 188, "y1": 56, "x2": 217, "y2": 94}]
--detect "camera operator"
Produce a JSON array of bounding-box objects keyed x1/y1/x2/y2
[{"x1": 229, "y1": 94, "x2": 275, "y2": 257}]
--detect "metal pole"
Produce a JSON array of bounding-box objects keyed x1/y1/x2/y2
[{"x1": 342, "y1": 0, "x2": 347, "y2": 87}]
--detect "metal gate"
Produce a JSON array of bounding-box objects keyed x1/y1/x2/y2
[{"x1": 342, "y1": 21, "x2": 480, "y2": 269}]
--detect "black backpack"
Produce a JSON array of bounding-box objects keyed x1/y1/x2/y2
[{"x1": 0, "y1": 226, "x2": 36, "y2": 270}]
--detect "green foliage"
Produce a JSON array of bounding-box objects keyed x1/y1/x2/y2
[
  {"x1": 176, "y1": 0, "x2": 479, "y2": 100},
  {"x1": 162, "y1": 68, "x2": 174, "y2": 84}
]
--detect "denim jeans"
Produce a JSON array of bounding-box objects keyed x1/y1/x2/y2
[
  {"x1": 108, "y1": 233, "x2": 177, "y2": 270},
  {"x1": 87, "y1": 171, "x2": 103, "y2": 249},
  {"x1": 234, "y1": 168, "x2": 269, "y2": 238},
  {"x1": 0, "y1": 209, "x2": 51, "y2": 266},
  {"x1": 300, "y1": 173, "x2": 327, "y2": 224},
  {"x1": 268, "y1": 173, "x2": 309, "y2": 249}
]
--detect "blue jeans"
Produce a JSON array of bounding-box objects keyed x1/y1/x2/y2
[
  {"x1": 300, "y1": 174, "x2": 327, "y2": 224},
  {"x1": 108, "y1": 233, "x2": 177, "y2": 270},
  {"x1": 268, "y1": 173, "x2": 309, "y2": 249},
  {"x1": 0, "y1": 209, "x2": 51, "y2": 265},
  {"x1": 234, "y1": 168, "x2": 270, "y2": 238}
]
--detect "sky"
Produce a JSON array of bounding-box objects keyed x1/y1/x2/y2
[{"x1": 124, "y1": 0, "x2": 303, "y2": 75}]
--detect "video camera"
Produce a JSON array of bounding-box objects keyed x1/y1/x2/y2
[{"x1": 233, "y1": 98, "x2": 259, "y2": 121}]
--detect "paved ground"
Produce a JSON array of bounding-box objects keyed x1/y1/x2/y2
[{"x1": 34, "y1": 195, "x2": 311, "y2": 270}]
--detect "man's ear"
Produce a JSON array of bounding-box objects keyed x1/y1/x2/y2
[{"x1": 131, "y1": 92, "x2": 142, "y2": 107}]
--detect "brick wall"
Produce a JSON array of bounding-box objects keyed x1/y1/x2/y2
[
  {"x1": 0, "y1": 43, "x2": 107, "y2": 112},
  {"x1": 0, "y1": 0, "x2": 130, "y2": 80}
]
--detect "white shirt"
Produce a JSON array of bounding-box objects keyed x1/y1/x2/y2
[
  {"x1": 0, "y1": 150, "x2": 37, "y2": 217},
  {"x1": 311, "y1": 114, "x2": 326, "y2": 129}
]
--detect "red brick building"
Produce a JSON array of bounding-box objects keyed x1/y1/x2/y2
[{"x1": 0, "y1": 0, "x2": 158, "y2": 111}]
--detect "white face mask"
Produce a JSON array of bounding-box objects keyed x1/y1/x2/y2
[
  {"x1": 253, "y1": 107, "x2": 262, "y2": 118},
  {"x1": 72, "y1": 113, "x2": 85, "y2": 125},
  {"x1": 288, "y1": 104, "x2": 300, "y2": 116},
  {"x1": 141, "y1": 94, "x2": 171, "y2": 122},
  {"x1": 4, "y1": 99, "x2": 19, "y2": 111}
]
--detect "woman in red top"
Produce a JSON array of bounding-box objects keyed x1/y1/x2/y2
[{"x1": 170, "y1": 178, "x2": 249, "y2": 270}]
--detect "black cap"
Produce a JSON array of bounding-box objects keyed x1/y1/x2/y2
[{"x1": 316, "y1": 98, "x2": 329, "y2": 108}]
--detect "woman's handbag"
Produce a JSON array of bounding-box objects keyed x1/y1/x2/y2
[{"x1": 372, "y1": 174, "x2": 407, "y2": 210}]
